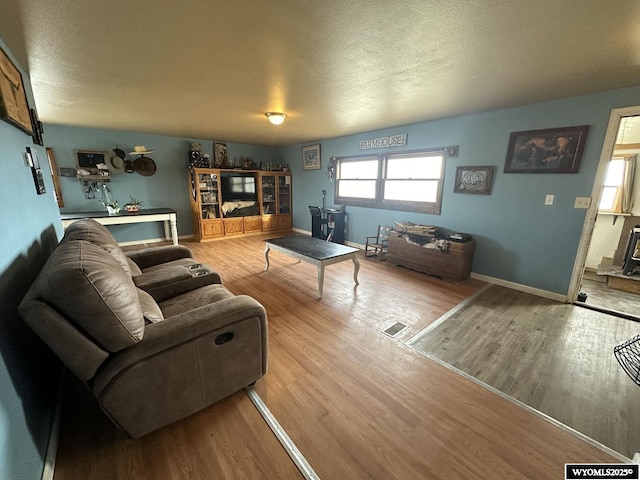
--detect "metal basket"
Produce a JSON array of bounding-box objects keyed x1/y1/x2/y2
[{"x1": 614, "y1": 333, "x2": 640, "y2": 387}]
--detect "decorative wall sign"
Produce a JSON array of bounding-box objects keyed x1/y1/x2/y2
[
  {"x1": 454, "y1": 166, "x2": 494, "y2": 194},
  {"x1": 0, "y1": 46, "x2": 33, "y2": 135},
  {"x1": 302, "y1": 144, "x2": 321, "y2": 170},
  {"x1": 359, "y1": 134, "x2": 407, "y2": 150},
  {"x1": 504, "y1": 125, "x2": 589, "y2": 173}
]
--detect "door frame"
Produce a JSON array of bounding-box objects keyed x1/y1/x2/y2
[{"x1": 568, "y1": 105, "x2": 640, "y2": 302}]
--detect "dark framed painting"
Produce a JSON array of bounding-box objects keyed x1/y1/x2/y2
[
  {"x1": 454, "y1": 166, "x2": 494, "y2": 194},
  {"x1": 504, "y1": 125, "x2": 589, "y2": 173},
  {"x1": 0, "y1": 46, "x2": 33, "y2": 135}
]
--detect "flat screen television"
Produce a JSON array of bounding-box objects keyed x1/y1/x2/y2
[{"x1": 220, "y1": 174, "x2": 257, "y2": 202}]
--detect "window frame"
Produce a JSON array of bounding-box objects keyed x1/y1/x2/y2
[
  {"x1": 333, "y1": 154, "x2": 381, "y2": 208},
  {"x1": 598, "y1": 156, "x2": 626, "y2": 213},
  {"x1": 380, "y1": 150, "x2": 446, "y2": 214},
  {"x1": 333, "y1": 148, "x2": 446, "y2": 214}
]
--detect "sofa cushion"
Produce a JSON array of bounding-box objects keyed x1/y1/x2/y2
[
  {"x1": 137, "y1": 289, "x2": 164, "y2": 323},
  {"x1": 34, "y1": 240, "x2": 145, "y2": 351},
  {"x1": 62, "y1": 218, "x2": 134, "y2": 276},
  {"x1": 158, "y1": 284, "x2": 236, "y2": 318}
]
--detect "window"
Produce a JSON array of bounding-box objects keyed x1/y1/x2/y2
[
  {"x1": 334, "y1": 155, "x2": 380, "y2": 207},
  {"x1": 334, "y1": 149, "x2": 446, "y2": 214},
  {"x1": 382, "y1": 152, "x2": 444, "y2": 213},
  {"x1": 599, "y1": 155, "x2": 636, "y2": 213}
]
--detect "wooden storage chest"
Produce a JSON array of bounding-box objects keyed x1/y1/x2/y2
[{"x1": 387, "y1": 232, "x2": 475, "y2": 282}]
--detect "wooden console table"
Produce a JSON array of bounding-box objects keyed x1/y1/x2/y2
[{"x1": 60, "y1": 208, "x2": 179, "y2": 245}]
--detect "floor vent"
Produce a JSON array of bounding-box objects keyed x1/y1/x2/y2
[{"x1": 383, "y1": 322, "x2": 408, "y2": 337}]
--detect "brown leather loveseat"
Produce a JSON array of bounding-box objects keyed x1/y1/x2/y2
[{"x1": 19, "y1": 219, "x2": 268, "y2": 438}]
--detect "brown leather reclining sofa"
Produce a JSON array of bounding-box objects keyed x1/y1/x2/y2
[{"x1": 19, "y1": 218, "x2": 268, "y2": 438}]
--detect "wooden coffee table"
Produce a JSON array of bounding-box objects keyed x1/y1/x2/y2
[{"x1": 264, "y1": 235, "x2": 360, "y2": 298}]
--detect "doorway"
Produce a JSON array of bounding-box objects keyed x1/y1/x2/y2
[{"x1": 570, "y1": 107, "x2": 640, "y2": 319}]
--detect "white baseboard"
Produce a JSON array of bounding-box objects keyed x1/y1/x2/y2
[
  {"x1": 470, "y1": 272, "x2": 568, "y2": 303},
  {"x1": 42, "y1": 368, "x2": 65, "y2": 480}
]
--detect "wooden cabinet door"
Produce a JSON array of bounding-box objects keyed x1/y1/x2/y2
[
  {"x1": 201, "y1": 220, "x2": 223, "y2": 239},
  {"x1": 244, "y1": 216, "x2": 261, "y2": 232},
  {"x1": 278, "y1": 214, "x2": 292, "y2": 230},
  {"x1": 223, "y1": 218, "x2": 244, "y2": 235},
  {"x1": 261, "y1": 215, "x2": 278, "y2": 231}
]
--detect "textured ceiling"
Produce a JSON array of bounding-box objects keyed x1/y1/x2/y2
[{"x1": 2, "y1": 0, "x2": 640, "y2": 146}]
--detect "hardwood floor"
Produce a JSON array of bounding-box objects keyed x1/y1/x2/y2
[
  {"x1": 54, "y1": 235, "x2": 620, "y2": 480},
  {"x1": 579, "y1": 275, "x2": 640, "y2": 320},
  {"x1": 410, "y1": 284, "x2": 640, "y2": 458}
]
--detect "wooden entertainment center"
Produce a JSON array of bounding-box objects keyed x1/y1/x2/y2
[{"x1": 188, "y1": 167, "x2": 292, "y2": 241}]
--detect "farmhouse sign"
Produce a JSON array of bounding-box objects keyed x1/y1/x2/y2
[{"x1": 359, "y1": 134, "x2": 407, "y2": 150}]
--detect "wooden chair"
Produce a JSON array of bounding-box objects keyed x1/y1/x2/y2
[{"x1": 365, "y1": 225, "x2": 390, "y2": 260}]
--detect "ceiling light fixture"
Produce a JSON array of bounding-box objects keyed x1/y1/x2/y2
[{"x1": 265, "y1": 112, "x2": 287, "y2": 126}]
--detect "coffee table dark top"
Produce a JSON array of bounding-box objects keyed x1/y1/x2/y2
[{"x1": 265, "y1": 235, "x2": 358, "y2": 261}]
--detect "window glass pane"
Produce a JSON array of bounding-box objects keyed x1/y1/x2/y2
[
  {"x1": 384, "y1": 180, "x2": 438, "y2": 202},
  {"x1": 604, "y1": 159, "x2": 624, "y2": 186},
  {"x1": 386, "y1": 155, "x2": 443, "y2": 179},
  {"x1": 338, "y1": 180, "x2": 377, "y2": 199},
  {"x1": 340, "y1": 160, "x2": 378, "y2": 179},
  {"x1": 599, "y1": 186, "x2": 617, "y2": 210}
]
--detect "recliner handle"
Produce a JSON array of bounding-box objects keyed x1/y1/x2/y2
[{"x1": 215, "y1": 332, "x2": 234, "y2": 345}]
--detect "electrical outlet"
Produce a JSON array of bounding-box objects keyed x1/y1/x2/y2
[
  {"x1": 574, "y1": 196, "x2": 592, "y2": 209},
  {"x1": 545, "y1": 194, "x2": 554, "y2": 205}
]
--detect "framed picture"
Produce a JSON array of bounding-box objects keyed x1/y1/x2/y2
[
  {"x1": 303, "y1": 144, "x2": 321, "y2": 170},
  {"x1": 0, "y1": 46, "x2": 33, "y2": 135},
  {"x1": 213, "y1": 142, "x2": 228, "y2": 168},
  {"x1": 454, "y1": 166, "x2": 494, "y2": 194},
  {"x1": 504, "y1": 125, "x2": 589, "y2": 173},
  {"x1": 75, "y1": 149, "x2": 107, "y2": 169}
]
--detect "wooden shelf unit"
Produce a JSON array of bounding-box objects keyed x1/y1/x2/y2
[
  {"x1": 259, "y1": 172, "x2": 292, "y2": 233},
  {"x1": 188, "y1": 168, "x2": 292, "y2": 241}
]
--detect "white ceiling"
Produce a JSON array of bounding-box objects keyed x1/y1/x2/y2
[{"x1": 2, "y1": 0, "x2": 640, "y2": 146}]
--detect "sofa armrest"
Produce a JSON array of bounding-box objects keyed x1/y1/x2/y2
[
  {"x1": 90, "y1": 294, "x2": 268, "y2": 437},
  {"x1": 125, "y1": 245, "x2": 194, "y2": 269},
  {"x1": 134, "y1": 265, "x2": 223, "y2": 302},
  {"x1": 91, "y1": 295, "x2": 268, "y2": 395}
]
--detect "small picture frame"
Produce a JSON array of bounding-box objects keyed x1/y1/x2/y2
[
  {"x1": 454, "y1": 166, "x2": 494, "y2": 194},
  {"x1": 302, "y1": 144, "x2": 321, "y2": 170},
  {"x1": 504, "y1": 125, "x2": 589, "y2": 173}
]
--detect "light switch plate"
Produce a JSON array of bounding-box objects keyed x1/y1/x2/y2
[
  {"x1": 574, "y1": 196, "x2": 592, "y2": 209},
  {"x1": 545, "y1": 194, "x2": 554, "y2": 205}
]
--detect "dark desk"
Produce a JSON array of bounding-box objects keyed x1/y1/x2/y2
[
  {"x1": 263, "y1": 235, "x2": 359, "y2": 298},
  {"x1": 311, "y1": 208, "x2": 346, "y2": 244},
  {"x1": 60, "y1": 208, "x2": 179, "y2": 244}
]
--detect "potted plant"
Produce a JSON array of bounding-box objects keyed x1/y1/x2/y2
[
  {"x1": 124, "y1": 195, "x2": 146, "y2": 213},
  {"x1": 100, "y1": 200, "x2": 120, "y2": 215}
]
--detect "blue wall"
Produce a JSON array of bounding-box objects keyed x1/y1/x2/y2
[
  {"x1": 285, "y1": 86, "x2": 640, "y2": 294},
  {"x1": 0, "y1": 39, "x2": 63, "y2": 480},
  {"x1": 45, "y1": 125, "x2": 278, "y2": 243}
]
